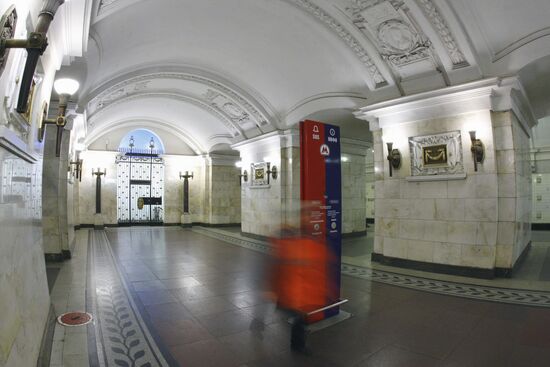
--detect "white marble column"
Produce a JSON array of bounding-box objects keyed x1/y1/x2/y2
[{"x1": 42, "y1": 124, "x2": 72, "y2": 259}]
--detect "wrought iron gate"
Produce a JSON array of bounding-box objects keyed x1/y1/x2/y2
[{"x1": 116, "y1": 154, "x2": 164, "y2": 224}]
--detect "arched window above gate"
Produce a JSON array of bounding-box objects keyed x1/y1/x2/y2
[{"x1": 118, "y1": 129, "x2": 165, "y2": 156}]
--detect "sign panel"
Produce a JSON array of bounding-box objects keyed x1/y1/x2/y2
[{"x1": 300, "y1": 119, "x2": 342, "y2": 321}]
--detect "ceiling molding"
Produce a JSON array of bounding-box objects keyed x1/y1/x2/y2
[
  {"x1": 283, "y1": 0, "x2": 388, "y2": 88},
  {"x1": 284, "y1": 92, "x2": 368, "y2": 126},
  {"x1": 414, "y1": 0, "x2": 469, "y2": 68},
  {"x1": 84, "y1": 117, "x2": 206, "y2": 155},
  {"x1": 84, "y1": 68, "x2": 278, "y2": 130},
  {"x1": 493, "y1": 26, "x2": 550, "y2": 63},
  {"x1": 87, "y1": 91, "x2": 244, "y2": 138}
]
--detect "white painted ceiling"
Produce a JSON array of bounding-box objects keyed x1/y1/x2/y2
[{"x1": 61, "y1": 0, "x2": 550, "y2": 154}]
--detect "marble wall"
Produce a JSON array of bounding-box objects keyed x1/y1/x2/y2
[
  {"x1": 373, "y1": 111, "x2": 501, "y2": 269},
  {"x1": 78, "y1": 151, "x2": 118, "y2": 225},
  {"x1": 492, "y1": 111, "x2": 532, "y2": 267},
  {"x1": 366, "y1": 151, "x2": 375, "y2": 220},
  {"x1": 208, "y1": 164, "x2": 241, "y2": 224},
  {"x1": 76, "y1": 151, "x2": 242, "y2": 226},
  {"x1": 0, "y1": 146, "x2": 49, "y2": 367},
  {"x1": 342, "y1": 153, "x2": 367, "y2": 234},
  {"x1": 42, "y1": 126, "x2": 72, "y2": 255},
  {"x1": 372, "y1": 108, "x2": 533, "y2": 272},
  {"x1": 240, "y1": 143, "x2": 285, "y2": 237}
]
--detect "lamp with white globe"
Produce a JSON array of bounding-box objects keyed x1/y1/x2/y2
[{"x1": 38, "y1": 78, "x2": 80, "y2": 157}]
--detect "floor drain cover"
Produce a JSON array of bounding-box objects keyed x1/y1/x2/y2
[{"x1": 57, "y1": 312, "x2": 93, "y2": 327}]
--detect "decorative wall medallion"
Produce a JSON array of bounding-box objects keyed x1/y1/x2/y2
[
  {"x1": 251, "y1": 162, "x2": 269, "y2": 187},
  {"x1": 378, "y1": 20, "x2": 417, "y2": 53},
  {"x1": 0, "y1": 5, "x2": 17, "y2": 77},
  {"x1": 346, "y1": 0, "x2": 434, "y2": 76},
  {"x1": 203, "y1": 89, "x2": 252, "y2": 126},
  {"x1": 408, "y1": 130, "x2": 463, "y2": 176}
]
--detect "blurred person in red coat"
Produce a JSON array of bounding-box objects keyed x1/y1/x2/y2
[{"x1": 268, "y1": 208, "x2": 336, "y2": 352}]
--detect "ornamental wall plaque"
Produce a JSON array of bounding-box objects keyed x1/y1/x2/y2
[
  {"x1": 408, "y1": 130, "x2": 463, "y2": 177},
  {"x1": 251, "y1": 162, "x2": 269, "y2": 187}
]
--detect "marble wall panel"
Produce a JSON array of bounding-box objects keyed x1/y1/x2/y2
[
  {"x1": 0, "y1": 148, "x2": 49, "y2": 367},
  {"x1": 373, "y1": 110, "x2": 505, "y2": 270}
]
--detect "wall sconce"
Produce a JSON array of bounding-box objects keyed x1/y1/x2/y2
[
  {"x1": 69, "y1": 159, "x2": 83, "y2": 182},
  {"x1": 386, "y1": 142, "x2": 401, "y2": 177},
  {"x1": 266, "y1": 162, "x2": 278, "y2": 184},
  {"x1": 179, "y1": 171, "x2": 194, "y2": 181},
  {"x1": 92, "y1": 167, "x2": 106, "y2": 177},
  {"x1": 239, "y1": 170, "x2": 248, "y2": 185},
  {"x1": 38, "y1": 78, "x2": 80, "y2": 157},
  {"x1": 469, "y1": 131, "x2": 484, "y2": 172},
  {"x1": 92, "y1": 168, "x2": 106, "y2": 214},
  {"x1": 0, "y1": 1, "x2": 66, "y2": 112}
]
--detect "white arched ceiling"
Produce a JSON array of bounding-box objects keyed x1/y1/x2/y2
[{"x1": 66, "y1": 0, "x2": 550, "y2": 152}]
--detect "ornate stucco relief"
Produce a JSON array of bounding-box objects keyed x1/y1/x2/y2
[
  {"x1": 345, "y1": 0, "x2": 435, "y2": 78},
  {"x1": 87, "y1": 73, "x2": 270, "y2": 131},
  {"x1": 345, "y1": 0, "x2": 469, "y2": 76},
  {"x1": 415, "y1": 0, "x2": 468, "y2": 68},
  {"x1": 284, "y1": 0, "x2": 387, "y2": 87}
]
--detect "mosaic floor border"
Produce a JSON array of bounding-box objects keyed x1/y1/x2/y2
[
  {"x1": 192, "y1": 226, "x2": 550, "y2": 308},
  {"x1": 88, "y1": 230, "x2": 170, "y2": 367}
]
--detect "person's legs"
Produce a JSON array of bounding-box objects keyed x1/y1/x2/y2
[{"x1": 290, "y1": 313, "x2": 306, "y2": 352}]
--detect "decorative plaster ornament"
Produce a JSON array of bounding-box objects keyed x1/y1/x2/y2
[{"x1": 378, "y1": 20, "x2": 418, "y2": 54}]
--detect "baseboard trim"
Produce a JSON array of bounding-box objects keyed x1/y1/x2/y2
[
  {"x1": 366, "y1": 218, "x2": 375, "y2": 224},
  {"x1": 36, "y1": 305, "x2": 56, "y2": 367},
  {"x1": 240, "y1": 231, "x2": 270, "y2": 242},
  {"x1": 532, "y1": 223, "x2": 550, "y2": 230},
  {"x1": 76, "y1": 222, "x2": 241, "y2": 229},
  {"x1": 495, "y1": 241, "x2": 532, "y2": 278},
  {"x1": 61, "y1": 250, "x2": 71, "y2": 260},
  {"x1": 44, "y1": 253, "x2": 65, "y2": 262},
  {"x1": 342, "y1": 230, "x2": 367, "y2": 239},
  {"x1": 194, "y1": 222, "x2": 241, "y2": 228},
  {"x1": 371, "y1": 252, "x2": 497, "y2": 279}
]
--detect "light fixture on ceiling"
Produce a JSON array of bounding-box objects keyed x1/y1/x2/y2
[
  {"x1": 469, "y1": 131, "x2": 484, "y2": 172},
  {"x1": 0, "y1": 1, "x2": 67, "y2": 112},
  {"x1": 38, "y1": 78, "x2": 80, "y2": 157}
]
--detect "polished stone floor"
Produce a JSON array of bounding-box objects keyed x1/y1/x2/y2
[{"x1": 51, "y1": 227, "x2": 550, "y2": 366}]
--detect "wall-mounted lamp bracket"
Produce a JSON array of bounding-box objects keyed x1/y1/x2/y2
[
  {"x1": 386, "y1": 142, "x2": 401, "y2": 177},
  {"x1": 469, "y1": 131, "x2": 484, "y2": 172},
  {"x1": 179, "y1": 171, "x2": 194, "y2": 180},
  {"x1": 0, "y1": 1, "x2": 66, "y2": 114},
  {"x1": 266, "y1": 163, "x2": 278, "y2": 184},
  {"x1": 69, "y1": 159, "x2": 83, "y2": 182},
  {"x1": 238, "y1": 170, "x2": 248, "y2": 186},
  {"x1": 37, "y1": 94, "x2": 70, "y2": 157}
]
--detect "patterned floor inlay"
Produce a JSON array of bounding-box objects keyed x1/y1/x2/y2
[
  {"x1": 194, "y1": 226, "x2": 550, "y2": 308},
  {"x1": 89, "y1": 231, "x2": 170, "y2": 367}
]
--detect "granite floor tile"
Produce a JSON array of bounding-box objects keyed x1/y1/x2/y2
[
  {"x1": 169, "y1": 339, "x2": 242, "y2": 367},
  {"x1": 196, "y1": 309, "x2": 257, "y2": 337},
  {"x1": 355, "y1": 345, "x2": 441, "y2": 367},
  {"x1": 136, "y1": 289, "x2": 178, "y2": 305},
  {"x1": 183, "y1": 296, "x2": 239, "y2": 316}
]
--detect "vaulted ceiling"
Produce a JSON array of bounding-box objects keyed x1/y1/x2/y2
[{"x1": 59, "y1": 0, "x2": 550, "y2": 153}]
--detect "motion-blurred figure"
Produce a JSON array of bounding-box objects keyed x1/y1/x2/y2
[{"x1": 268, "y1": 215, "x2": 336, "y2": 352}]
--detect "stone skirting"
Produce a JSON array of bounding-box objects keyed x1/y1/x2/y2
[
  {"x1": 532, "y1": 223, "x2": 550, "y2": 230},
  {"x1": 372, "y1": 242, "x2": 532, "y2": 279},
  {"x1": 371, "y1": 252, "x2": 497, "y2": 279},
  {"x1": 342, "y1": 230, "x2": 367, "y2": 239}
]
